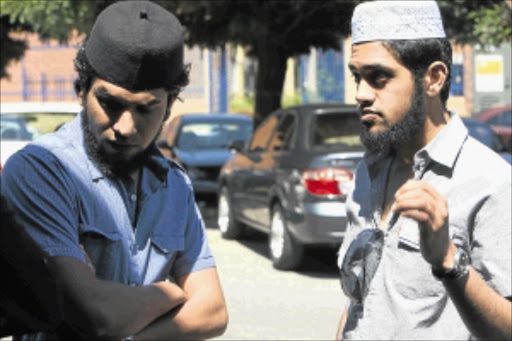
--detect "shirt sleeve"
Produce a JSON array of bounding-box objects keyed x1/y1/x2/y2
[
  {"x1": 1, "y1": 145, "x2": 85, "y2": 262},
  {"x1": 171, "y1": 181, "x2": 216, "y2": 279},
  {"x1": 471, "y1": 181, "x2": 512, "y2": 298}
]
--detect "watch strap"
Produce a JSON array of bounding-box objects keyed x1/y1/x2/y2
[{"x1": 432, "y1": 247, "x2": 470, "y2": 281}]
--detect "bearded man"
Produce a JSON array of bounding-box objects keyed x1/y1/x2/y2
[
  {"x1": 336, "y1": 1, "x2": 511, "y2": 339},
  {"x1": 1, "y1": 1, "x2": 227, "y2": 340}
]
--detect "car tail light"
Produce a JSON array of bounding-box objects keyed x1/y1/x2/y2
[{"x1": 303, "y1": 168, "x2": 353, "y2": 196}]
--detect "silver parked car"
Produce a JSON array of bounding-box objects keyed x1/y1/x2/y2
[
  {"x1": 218, "y1": 103, "x2": 364, "y2": 270},
  {"x1": 0, "y1": 102, "x2": 81, "y2": 170}
]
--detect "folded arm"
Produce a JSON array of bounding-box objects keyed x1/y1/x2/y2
[
  {"x1": 50, "y1": 256, "x2": 186, "y2": 339},
  {"x1": 133, "y1": 267, "x2": 228, "y2": 340}
]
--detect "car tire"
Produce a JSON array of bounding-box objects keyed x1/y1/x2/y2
[
  {"x1": 269, "y1": 203, "x2": 304, "y2": 270},
  {"x1": 217, "y1": 186, "x2": 245, "y2": 239}
]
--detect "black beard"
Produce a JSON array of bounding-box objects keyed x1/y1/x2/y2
[
  {"x1": 81, "y1": 109, "x2": 152, "y2": 179},
  {"x1": 360, "y1": 79, "x2": 427, "y2": 156}
]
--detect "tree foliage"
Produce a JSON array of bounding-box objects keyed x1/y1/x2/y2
[
  {"x1": 0, "y1": 16, "x2": 28, "y2": 79},
  {"x1": 151, "y1": 0, "x2": 356, "y2": 125},
  {"x1": 1, "y1": 0, "x2": 511, "y2": 126}
]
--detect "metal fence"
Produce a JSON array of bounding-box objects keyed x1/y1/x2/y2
[{"x1": 299, "y1": 44, "x2": 345, "y2": 104}]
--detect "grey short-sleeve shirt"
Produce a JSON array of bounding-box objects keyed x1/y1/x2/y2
[{"x1": 337, "y1": 114, "x2": 512, "y2": 339}]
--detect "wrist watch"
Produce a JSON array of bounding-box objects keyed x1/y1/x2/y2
[{"x1": 432, "y1": 247, "x2": 471, "y2": 281}]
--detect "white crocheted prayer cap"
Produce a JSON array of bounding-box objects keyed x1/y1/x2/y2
[{"x1": 351, "y1": 0, "x2": 446, "y2": 44}]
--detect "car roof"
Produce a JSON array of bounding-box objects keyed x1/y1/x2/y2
[
  {"x1": 475, "y1": 105, "x2": 512, "y2": 121},
  {"x1": 0, "y1": 102, "x2": 82, "y2": 115},
  {"x1": 177, "y1": 113, "x2": 253, "y2": 122},
  {"x1": 462, "y1": 117, "x2": 487, "y2": 126},
  {"x1": 277, "y1": 102, "x2": 358, "y2": 115}
]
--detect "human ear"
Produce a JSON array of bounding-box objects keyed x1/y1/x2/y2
[
  {"x1": 424, "y1": 62, "x2": 448, "y2": 98},
  {"x1": 78, "y1": 91, "x2": 85, "y2": 106},
  {"x1": 164, "y1": 97, "x2": 176, "y2": 121}
]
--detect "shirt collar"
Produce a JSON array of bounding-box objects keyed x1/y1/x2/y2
[
  {"x1": 68, "y1": 112, "x2": 170, "y2": 183},
  {"x1": 414, "y1": 112, "x2": 468, "y2": 178}
]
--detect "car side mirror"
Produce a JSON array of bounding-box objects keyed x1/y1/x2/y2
[{"x1": 228, "y1": 139, "x2": 245, "y2": 154}]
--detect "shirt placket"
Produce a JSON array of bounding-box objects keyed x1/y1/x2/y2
[{"x1": 369, "y1": 157, "x2": 392, "y2": 228}]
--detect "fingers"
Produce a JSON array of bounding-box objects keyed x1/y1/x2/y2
[
  {"x1": 392, "y1": 180, "x2": 447, "y2": 230},
  {"x1": 396, "y1": 179, "x2": 442, "y2": 200}
]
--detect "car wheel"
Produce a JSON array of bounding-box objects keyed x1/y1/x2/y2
[
  {"x1": 217, "y1": 186, "x2": 244, "y2": 239},
  {"x1": 269, "y1": 203, "x2": 304, "y2": 270}
]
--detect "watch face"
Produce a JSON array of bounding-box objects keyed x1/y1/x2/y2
[
  {"x1": 458, "y1": 248, "x2": 470, "y2": 266},
  {"x1": 432, "y1": 247, "x2": 471, "y2": 281}
]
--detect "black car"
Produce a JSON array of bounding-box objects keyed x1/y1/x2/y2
[
  {"x1": 217, "y1": 103, "x2": 364, "y2": 270},
  {"x1": 157, "y1": 113, "x2": 253, "y2": 197}
]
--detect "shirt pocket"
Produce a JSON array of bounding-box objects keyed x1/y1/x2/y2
[
  {"x1": 389, "y1": 219, "x2": 444, "y2": 300},
  {"x1": 79, "y1": 224, "x2": 122, "y2": 277},
  {"x1": 147, "y1": 234, "x2": 185, "y2": 282},
  {"x1": 151, "y1": 234, "x2": 185, "y2": 254}
]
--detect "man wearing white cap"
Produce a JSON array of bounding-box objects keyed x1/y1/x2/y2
[{"x1": 336, "y1": 1, "x2": 511, "y2": 339}]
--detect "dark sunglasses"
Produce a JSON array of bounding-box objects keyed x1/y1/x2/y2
[{"x1": 339, "y1": 214, "x2": 398, "y2": 304}]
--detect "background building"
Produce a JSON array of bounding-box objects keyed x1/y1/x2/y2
[{"x1": 1, "y1": 32, "x2": 510, "y2": 118}]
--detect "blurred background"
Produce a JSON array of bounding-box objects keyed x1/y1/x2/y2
[{"x1": 1, "y1": 1, "x2": 511, "y2": 119}]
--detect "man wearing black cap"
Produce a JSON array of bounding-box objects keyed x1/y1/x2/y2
[{"x1": 1, "y1": 1, "x2": 228, "y2": 340}]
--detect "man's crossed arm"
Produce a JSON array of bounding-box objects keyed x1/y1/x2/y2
[{"x1": 51, "y1": 256, "x2": 227, "y2": 340}]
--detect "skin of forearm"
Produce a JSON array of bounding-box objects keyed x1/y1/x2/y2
[
  {"x1": 52, "y1": 257, "x2": 185, "y2": 338},
  {"x1": 133, "y1": 269, "x2": 228, "y2": 340},
  {"x1": 133, "y1": 288, "x2": 228, "y2": 340},
  {"x1": 444, "y1": 267, "x2": 512, "y2": 340},
  {"x1": 96, "y1": 281, "x2": 186, "y2": 339}
]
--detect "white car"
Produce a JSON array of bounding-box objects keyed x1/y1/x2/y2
[{"x1": 1, "y1": 102, "x2": 81, "y2": 169}]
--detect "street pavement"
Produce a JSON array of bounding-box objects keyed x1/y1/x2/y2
[{"x1": 198, "y1": 201, "x2": 349, "y2": 341}]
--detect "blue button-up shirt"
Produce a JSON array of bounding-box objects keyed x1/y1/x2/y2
[{"x1": 1, "y1": 113, "x2": 215, "y2": 287}]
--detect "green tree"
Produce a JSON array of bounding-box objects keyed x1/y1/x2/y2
[
  {"x1": 2, "y1": 0, "x2": 511, "y2": 127},
  {"x1": 1, "y1": 15, "x2": 28, "y2": 79}
]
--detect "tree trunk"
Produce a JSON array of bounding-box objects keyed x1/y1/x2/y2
[{"x1": 253, "y1": 40, "x2": 288, "y2": 129}]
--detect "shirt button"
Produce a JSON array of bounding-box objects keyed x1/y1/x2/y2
[{"x1": 130, "y1": 194, "x2": 137, "y2": 202}]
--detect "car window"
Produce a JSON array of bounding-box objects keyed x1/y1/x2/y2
[
  {"x1": 499, "y1": 111, "x2": 511, "y2": 126},
  {"x1": 310, "y1": 112, "x2": 362, "y2": 150},
  {"x1": 248, "y1": 115, "x2": 279, "y2": 152},
  {"x1": 176, "y1": 120, "x2": 252, "y2": 150},
  {"x1": 1, "y1": 117, "x2": 36, "y2": 140},
  {"x1": 487, "y1": 111, "x2": 511, "y2": 126},
  {"x1": 268, "y1": 114, "x2": 295, "y2": 152}
]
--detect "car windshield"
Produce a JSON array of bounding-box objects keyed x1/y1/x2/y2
[
  {"x1": 177, "y1": 120, "x2": 253, "y2": 150},
  {"x1": 1, "y1": 116, "x2": 39, "y2": 141},
  {"x1": 1, "y1": 111, "x2": 77, "y2": 141},
  {"x1": 310, "y1": 112, "x2": 363, "y2": 150}
]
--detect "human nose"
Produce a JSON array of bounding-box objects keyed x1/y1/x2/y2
[
  {"x1": 112, "y1": 110, "x2": 136, "y2": 137},
  {"x1": 354, "y1": 80, "x2": 375, "y2": 105}
]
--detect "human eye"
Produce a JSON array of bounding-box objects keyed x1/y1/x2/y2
[
  {"x1": 135, "y1": 104, "x2": 152, "y2": 114},
  {"x1": 368, "y1": 71, "x2": 390, "y2": 87},
  {"x1": 98, "y1": 97, "x2": 123, "y2": 113},
  {"x1": 351, "y1": 72, "x2": 361, "y2": 84}
]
